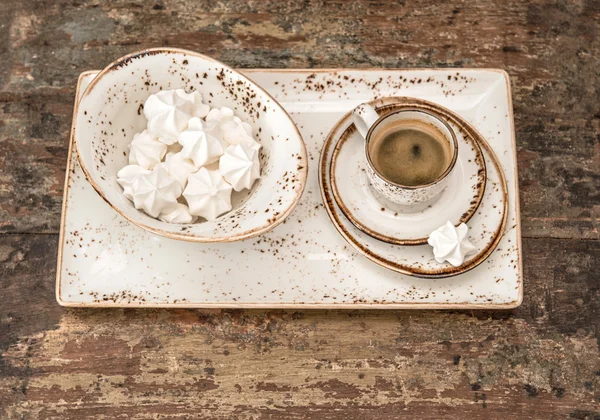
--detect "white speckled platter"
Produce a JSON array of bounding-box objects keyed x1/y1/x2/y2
[{"x1": 57, "y1": 69, "x2": 522, "y2": 308}]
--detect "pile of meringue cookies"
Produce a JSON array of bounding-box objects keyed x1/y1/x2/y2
[{"x1": 117, "y1": 89, "x2": 261, "y2": 224}]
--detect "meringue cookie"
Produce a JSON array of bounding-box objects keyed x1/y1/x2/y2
[
  {"x1": 206, "y1": 107, "x2": 259, "y2": 149},
  {"x1": 427, "y1": 221, "x2": 477, "y2": 267},
  {"x1": 176, "y1": 90, "x2": 210, "y2": 118},
  {"x1": 131, "y1": 165, "x2": 182, "y2": 218},
  {"x1": 144, "y1": 89, "x2": 209, "y2": 144},
  {"x1": 158, "y1": 203, "x2": 197, "y2": 224},
  {"x1": 221, "y1": 116, "x2": 257, "y2": 148},
  {"x1": 219, "y1": 144, "x2": 260, "y2": 191},
  {"x1": 129, "y1": 129, "x2": 167, "y2": 169},
  {"x1": 179, "y1": 117, "x2": 224, "y2": 167},
  {"x1": 202, "y1": 108, "x2": 229, "y2": 144},
  {"x1": 160, "y1": 152, "x2": 198, "y2": 189},
  {"x1": 205, "y1": 106, "x2": 234, "y2": 123},
  {"x1": 183, "y1": 167, "x2": 233, "y2": 221},
  {"x1": 117, "y1": 164, "x2": 150, "y2": 200}
]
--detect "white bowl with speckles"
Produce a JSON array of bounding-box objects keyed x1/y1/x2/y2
[{"x1": 74, "y1": 48, "x2": 308, "y2": 243}]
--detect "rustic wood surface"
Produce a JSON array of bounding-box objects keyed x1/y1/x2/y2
[{"x1": 1, "y1": 0, "x2": 599, "y2": 418}]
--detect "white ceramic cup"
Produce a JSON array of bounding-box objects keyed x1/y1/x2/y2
[{"x1": 351, "y1": 103, "x2": 458, "y2": 207}]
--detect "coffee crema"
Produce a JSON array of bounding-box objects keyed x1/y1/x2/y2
[{"x1": 369, "y1": 119, "x2": 452, "y2": 186}]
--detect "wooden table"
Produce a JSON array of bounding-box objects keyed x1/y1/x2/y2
[{"x1": 1, "y1": 1, "x2": 599, "y2": 418}]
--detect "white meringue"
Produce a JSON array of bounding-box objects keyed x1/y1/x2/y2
[
  {"x1": 117, "y1": 164, "x2": 150, "y2": 200},
  {"x1": 119, "y1": 89, "x2": 264, "y2": 225},
  {"x1": 160, "y1": 152, "x2": 198, "y2": 189},
  {"x1": 158, "y1": 203, "x2": 197, "y2": 224},
  {"x1": 221, "y1": 116, "x2": 257, "y2": 148},
  {"x1": 205, "y1": 106, "x2": 234, "y2": 123},
  {"x1": 131, "y1": 165, "x2": 182, "y2": 218},
  {"x1": 427, "y1": 221, "x2": 477, "y2": 267},
  {"x1": 176, "y1": 90, "x2": 210, "y2": 118},
  {"x1": 144, "y1": 89, "x2": 209, "y2": 144},
  {"x1": 206, "y1": 107, "x2": 259, "y2": 150},
  {"x1": 178, "y1": 117, "x2": 224, "y2": 167},
  {"x1": 202, "y1": 108, "x2": 230, "y2": 145},
  {"x1": 183, "y1": 167, "x2": 232, "y2": 221},
  {"x1": 219, "y1": 144, "x2": 260, "y2": 191},
  {"x1": 129, "y1": 129, "x2": 167, "y2": 169}
]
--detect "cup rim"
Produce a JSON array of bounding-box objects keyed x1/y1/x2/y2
[{"x1": 364, "y1": 108, "x2": 459, "y2": 190}]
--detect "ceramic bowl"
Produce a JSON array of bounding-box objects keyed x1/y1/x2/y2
[{"x1": 75, "y1": 48, "x2": 308, "y2": 242}]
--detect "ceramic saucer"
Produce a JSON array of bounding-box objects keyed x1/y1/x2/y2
[
  {"x1": 320, "y1": 97, "x2": 508, "y2": 278},
  {"x1": 331, "y1": 100, "x2": 486, "y2": 245}
]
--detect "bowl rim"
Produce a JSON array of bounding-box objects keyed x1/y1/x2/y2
[{"x1": 74, "y1": 47, "x2": 308, "y2": 243}]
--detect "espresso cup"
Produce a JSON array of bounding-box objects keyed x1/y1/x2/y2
[{"x1": 351, "y1": 103, "x2": 458, "y2": 207}]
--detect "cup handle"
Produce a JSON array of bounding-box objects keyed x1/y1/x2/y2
[{"x1": 351, "y1": 104, "x2": 380, "y2": 138}]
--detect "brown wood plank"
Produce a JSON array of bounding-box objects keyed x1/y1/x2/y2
[
  {"x1": 0, "y1": 0, "x2": 598, "y2": 237},
  {"x1": 1, "y1": 0, "x2": 599, "y2": 417},
  {"x1": 1, "y1": 235, "x2": 598, "y2": 418}
]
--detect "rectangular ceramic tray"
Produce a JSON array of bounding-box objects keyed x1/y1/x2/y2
[{"x1": 56, "y1": 69, "x2": 522, "y2": 309}]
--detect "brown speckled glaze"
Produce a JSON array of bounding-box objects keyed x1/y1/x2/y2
[
  {"x1": 74, "y1": 48, "x2": 308, "y2": 243},
  {"x1": 331, "y1": 98, "x2": 487, "y2": 245},
  {"x1": 58, "y1": 68, "x2": 521, "y2": 309}
]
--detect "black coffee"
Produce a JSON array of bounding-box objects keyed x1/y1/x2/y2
[{"x1": 369, "y1": 119, "x2": 451, "y2": 186}]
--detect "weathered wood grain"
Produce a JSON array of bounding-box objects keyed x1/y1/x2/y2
[
  {"x1": 1, "y1": 235, "x2": 599, "y2": 418},
  {"x1": 1, "y1": 0, "x2": 599, "y2": 418},
  {"x1": 0, "y1": 0, "x2": 598, "y2": 237}
]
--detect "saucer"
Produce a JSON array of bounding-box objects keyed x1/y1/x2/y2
[
  {"x1": 331, "y1": 99, "x2": 486, "y2": 245},
  {"x1": 320, "y1": 97, "x2": 508, "y2": 278}
]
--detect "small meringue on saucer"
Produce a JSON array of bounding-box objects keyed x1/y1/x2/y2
[
  {"x1": 144, "y1": 89, "x2": 209, "y2": 144},
  {"x1": 129, "y1": 129, "x2": 167, "y2": 169},
  {"x1": 427, "y1": 221, "x2": 477, "y2": 267},
  {"x1": 131, "y1": 165, "x2": 182, "y2": 218},
  {"x1": 178, "y1": 117, "x2": 224, "y2": 167},
  {"x1": 183, "y1": 167, "x2": 233, "y2": 221},
  {"x1": 158, "y1": 202, "x2": 197, "y2": 224},
  {"x1": 219, "y1": 144, "x2": 260, "y2": 191},
  {"x1": 160, "y1": 152, "x2": 198, "y2": 189},
  {"x1": 117, "y1": 164, "x2": 150, "y2": 200}
]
